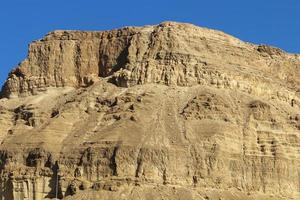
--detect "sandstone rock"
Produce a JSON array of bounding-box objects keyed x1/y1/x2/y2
[
  {"x1": 0, "y1": 22, "x2": 299, "y2": 200},
  {"x1": 2, "y1": 22, "x2": 300, "y2": 99}
]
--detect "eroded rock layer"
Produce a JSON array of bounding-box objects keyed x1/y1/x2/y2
[{"x1": 0, "y1": 22, "x2": 299, "y2": 200}]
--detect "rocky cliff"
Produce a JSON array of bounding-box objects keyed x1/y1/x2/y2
[{"x1": 0, "y1": 22, "x2": 299, "y2": 200}]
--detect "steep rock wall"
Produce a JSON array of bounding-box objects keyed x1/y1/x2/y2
[{"x1": 2, "y1": 22, "x2": 300, "y2": 98}]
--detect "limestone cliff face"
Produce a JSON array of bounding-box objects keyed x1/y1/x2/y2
[
  {"x1": 2, "y1": 22, "x2": 300, "y2": 98},
  {"x1": 0, "y1": 22, "x2": 299, "y2": 200}
]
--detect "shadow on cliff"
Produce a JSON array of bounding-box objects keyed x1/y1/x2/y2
[
  {"x1": 99, "y1": 45, "x2": 129, "y2": 77},
  {"x1": 45, "y1": 161, "x2": 63, "y2": 199}
]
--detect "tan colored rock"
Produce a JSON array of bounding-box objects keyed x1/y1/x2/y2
[
  {"x1": 0, "y1": 22, "x2": 299, "y2": 200},
  {"x1": 2, "y1": 22, "x2": 300, "y2": 98}
]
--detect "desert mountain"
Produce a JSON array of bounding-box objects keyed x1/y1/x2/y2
[{"x1": 0, "y1": 22, "x2": 299, "y2": 200}]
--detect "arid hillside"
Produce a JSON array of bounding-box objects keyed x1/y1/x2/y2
[{"x1": 0, "y1": 22, "x2": 299, "y2": 200}]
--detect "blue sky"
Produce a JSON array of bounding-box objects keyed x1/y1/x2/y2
[{"x1": 1, "y1": 0, "x2": 299, "y2": 87}]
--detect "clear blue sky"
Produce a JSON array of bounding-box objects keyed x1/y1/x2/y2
[{"x1": 1, "y1": 0, "x2": 299, "y2": 87}]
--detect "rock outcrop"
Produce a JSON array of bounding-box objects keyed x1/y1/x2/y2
[
  {"x1": 2, "y1": 22, "x2": 300, "y2": 98},
  {"x1": 0, "y1": 22, "x2": 299, "y2": 200}
]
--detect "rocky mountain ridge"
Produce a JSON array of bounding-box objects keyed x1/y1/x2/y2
[
  {"x1": 2, "y1": 22, "x2": 300, "y2": 98},
  {"x1": 0, "y1": 22, "x2": 299, "y2": 200}
]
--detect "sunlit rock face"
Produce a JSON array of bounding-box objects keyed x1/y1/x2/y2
[{"x1": 0, "y1": 22, "x2": 299, "y2": 200}]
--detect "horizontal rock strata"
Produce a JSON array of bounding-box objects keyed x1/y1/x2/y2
[{"x1": 0, "y1": 22, "x2": 299, "y2": 200}]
